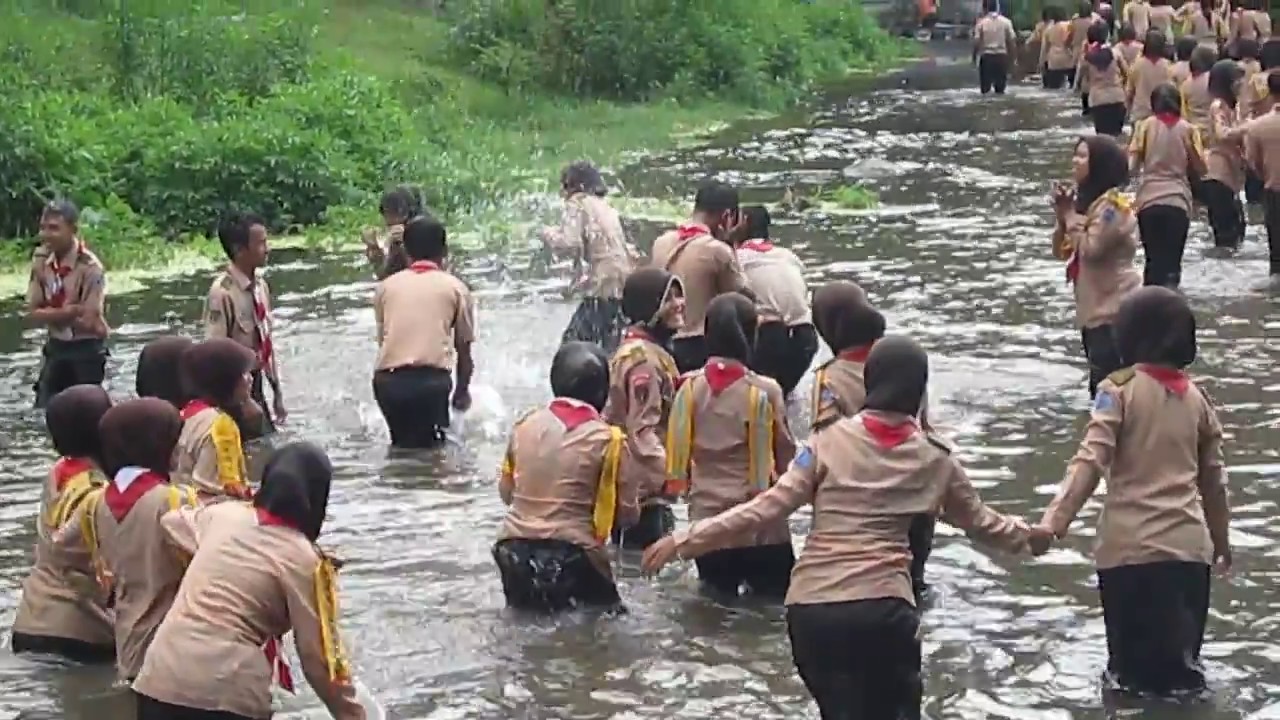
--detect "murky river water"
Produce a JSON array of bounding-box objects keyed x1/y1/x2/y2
[{"x1": 1, "y1": 56, "x2": 1279, "y2": 720}]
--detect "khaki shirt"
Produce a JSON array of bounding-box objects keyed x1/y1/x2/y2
[
  {"x1": 974, "y1": 13, "x2": 1017, "y2": 56},
  {"x1": 735, "y1": 242, "x2": 811, "y2": 326},
  {"x1": 1053, "y1": 190, "x2": 1142, "y2": 329},
  {"x1": 1131, "y1": 115, "x2": 1205, "y2": 214},
  {"x1": 603, "y1": 333, "x2": 680, "y2": 502},
  {"x1": 1206, "y1": 98, "x2": 1247, "y2": 191},
  {"x1": 1180, "y1": 72, "x2": 1214, "y2": 134},
  {"x1": 26, "y1": 242, "x2": 109, "y2": 341},
  {"x1": 173, "y1": 406, "x2": 252, "y2": 500},
  {"x1": 650, "y1": 227, "x2": 749, "y2": 338},
  {"x1": 1124, "y1": 0, "x2": 1151, "y2": 36},
  {"x1": 1040, "y1": 22, "x2": 1076, "y2": 71},
  {"x1": 557, "y1": 194, "x2": 636, "y2": 299},
  {"x1": 1245, "y1": 108, "x2": 1280, "y2": 189},
  {"x1": 204, "y1": 265, "x2": 277, "y2": 382},
  {"x1": 1127, "y1": 56, "x2": 1172, "y2": 123},
  {"x1": 373, "y1": 264, "x2": 475, "y2": 371},
  {"x1": 1080, "y1": 51, "x2": 1128, "y2": 108}
]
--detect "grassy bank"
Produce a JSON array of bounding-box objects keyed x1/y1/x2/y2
[{"x1": 0, "y1": 0, "x2": 911, "y2": 295}]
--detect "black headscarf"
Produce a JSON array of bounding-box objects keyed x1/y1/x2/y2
[
  {"x1": 621, "y1": 267, "x2": 683, "y2": 346},
  {"x1": 1085, "y1": 21, "x2": 1114, "y2": 70},
  {"x1": 136, "y1": 335, "x2": 194, "y2": 410},
  {"x1": 255, "y1": 442, "x2": 333, "y2": 542},
  {"x1": 1114, "y1": 286, "x2": 1197, "y2": 367},
  {"x1": 182, "y1": 338, "x2": 257, "y2": 410},
  {"x1": 863, "y1": 335, "x2": 929, "y2": 417},
  {"x1": 46, "y1": 385, "x2": 112, "y2": 464},
  {"x1": 550, "y1": 341, "x2": 611, "y2": 411},
  {"x1": 1075, "y1": 134, "x2": 1130, "y2": 214},
  {"x1": 704, "y1": 292, "x2": 757, "y2": 365},
  {"x1": 812, "y1": 281, "x2": 885, "y2": 353},
  {"x1": 98, "y1": 398, "x2": 183, "y2": 478}
]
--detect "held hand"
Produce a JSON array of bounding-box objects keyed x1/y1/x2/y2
[
  {"x1": 1028, "y1": 523, "x2": 1055, "y2": 556},
  {"x1": 1051, "y1": 183, "x2": 1075, "y2": 215},
  {"x1": 641, "y1": 536, "x2": 679, "y2": 575},
  {"x1": 1214, "y1": 546, "x2": 1232, "y2": 575},
  {"x1": 272, "y1": 395, "x2": 288, "y2": 424},
  {"x1": 451, "y1": 388, "x2": 472, "y2": 412},
  {"x1": 361, "y1": 227, "x2": 379, "y2": 249}
]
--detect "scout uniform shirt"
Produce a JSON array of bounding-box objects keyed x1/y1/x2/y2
[
  {"x1": 1149, "y1": 3, "x2": 1177, "y2": 41},
  {"x1": 1041, "y1": 366, "x2": 1227, "y2": 570},
  {"x1": 810, "y1": 345, "x2": 933, "y2": 431},
  {"x1": 603, "y1": 329, "x2": 679, "y2": 504},
  {"x1": 173, "y1": 400, "x2": 252, "y2": 501},
  {"x1": 1124, "y1": 0, "x2": 1152, "y2": 37},
  {"x1": 11, "y1": 457, "x2": 113, "y2": 648},
  {"x1": 735, "y1": 240, "x2": 811, "y2": 326},
  {"x1": 974, "y1": 12, "x2": 1018, "y2": 57},
  {"x1": 558, "y1": 193, "x2": 636, "y2": 299},
  {"x1": 1245, "y1": 107, "x2": 1280, "y2": 190},
  {"x1": 1239, "y1": 60, "x2": 1265, "y2": 120},
  {"x1": 373, "y1": 260, "x2": 475, "y2": 372},
  {"x1": 132, "y1": 502, "x2": 364, "y2": 720},
  {"x1": 1079, "y1": 49, "x2": 1129, "y2": 109},
  {"x1": 1131, "y1": 114, "x2": 1205, "y2": 217},
  {"x1": 673, "y1": 410, "x2": 1032, "y2": 606},
  {"x1": 1115, "y1": 39, "x2": 1144, "y2": 68},
  {"x1": 205, "y1": 265, "x2": 277, "y2": 383},
  {"x1": 1234, "y1": 7, "x2": 1272, "y2": 44},
  {"x1": 1040, "y1": 21, "x2": 1077, "y2": 72},
  {"x1": 1127, "y1": 56, "x2": 1172, "y2": 123},
  {"x1": 1052, "y1": 189, "x2": 1141, "y2": 330},
  {"x1": 56, "y1": 468, "x2": 199, "y2": 680},
  {"x1": 665, "y1": 358, "x2": 795, "y2": 549},
  {"x1": 26, "y1": 241, "x2": 109, "y2": 341},
  {"x1": 1180, "y1": 70, "x2": 1214, "y2": 133},
  {"x1": 1206, "y1": 98, "x2": 1247, "y2": 192},
  {"x1": 650, "y1": 224, "x2": 749, "y2": 339}
]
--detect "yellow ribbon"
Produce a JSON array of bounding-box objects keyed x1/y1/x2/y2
[
  {"x1": 314, "y1": 556, "x2": 351, "y2": 684},
  {"x1": 210, "y1": 412, "x2": 250, "y2": 497},
  {"x1": 78, "y1": 489, "x2": 112, "y2": 595},
  {"x1": 592, "y1": 427, "x2": 625, "y2": 541},
  {"x1": 746, "y1": 385, "x2": 776, "y2": 493},
  {"x1": 663, "y1": 381, "x2": 695, "y2": 496},
  {"x1": 44, "y1": 471, "x2": 101, "y2": 535}
]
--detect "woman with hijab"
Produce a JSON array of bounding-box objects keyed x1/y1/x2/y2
[
  {"x1": 1078, "y1": 21, "x2": 1130, "y2": 136},
  {"x1": 173, "y1": 338, "x2": 256, "y2": 501},
  {"x1": 1131, "y1": 83, "x2": 1207, "y2": 288},
  {"x1": 133, "y1": 442, "x2": 365, "y2": 720},
  {"x1": 549, "y1": 162, "x2": 638, "y2": 354},
  {"x1": 645, "y1": 337, "x2": 1050, "y2": 719},
  {"x1": 664, "y1": 292, "x2": 796, "y2": 600},
  {"x1": 1202, "y1": 59, "x2": 1248, "y2": 251},
  {"x1": 11, "y1": 386, "x2": 114, "y2": 663},
  {"x1": 135, "y1": 336, "x2": 194, "y2": 410},
  {"x1": 494, "y1": 341, "x2": 637, "y2": 613},
  {"x1": 1051, "y1": 134, "x2": 1141, "y2": 398},
  {"x1": 55, "y1": 398, "x2": 198, "y2": 682},
  {"x1": 604, "y1": 268, "x2": 685, "y2": 550},
  {"x1": 1039, "y1": 287, "x2": 1229, "y2": 696},
  {"x1": 1127, "y1": 31, "x2": 1172, "y2": 125}
]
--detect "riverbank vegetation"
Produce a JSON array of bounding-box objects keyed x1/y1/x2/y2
[{"x1": 0, "y1": 0, "x2": 909, "y2": 275}]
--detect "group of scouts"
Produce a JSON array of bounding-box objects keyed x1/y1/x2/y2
[{"x1": 10, "y1": 111, "x2": 1236, "y2": 719}]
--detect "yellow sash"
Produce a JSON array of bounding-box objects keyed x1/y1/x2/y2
[
  {"x1": 664, "y1": 377, "x2": 776, "y2": 496},
  {"x1": 314, "y1": 556, "x2": 351, "y2": 684},
  {"x1": 664, "y1": 381, "x2": 695, "y2": 496},
  {"x1": 44, "y1": 471, "x2": 102, "y2": 536},
  {"x1": 78, "y1": 489, "x2": 111, "y2": 594},
  {"x1": 210, "y1": 412, "x2": 250, "y2": 497},
  {"x1": 745, "y1": 385, "x2": 776, "y2": 493},
  {"x1": 592, "y1": 427, "x2": 625, "y2": 541}
]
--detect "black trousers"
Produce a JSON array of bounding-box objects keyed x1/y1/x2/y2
[
  {"x1": 135, "y1": 693, "x2": 253, "y2": 720},
  {"x1": 1137, "y1": 204, "x2": 1191, "y2": 288},
  {"x1": 1097, "y1": 561, "x2": 1210, "y2": 696},
  {"x1": 32, "y1": 337, "x2": 107, "y2": 408},
  {"x1": 493, "y1": 538, "x2": 621, "y2": 613},
  {"x1": 11, "y1": 631, "x2": 114, "y2": 664},
  {"x1": 1091, "y1": 102, "x2": 1126, "y2": 136},
  {"x1": 671, "y1": 335, "x2": 709, "y2": 375},
  {"x1": 372, "y1": 365, "x2": 452, "y2": 449},
  {"x1": 1081, "y1": 324, "x2": 1124, "y2": 398},
  {"x1": 1264, "y1": 188, "x2": 1280, "y2": 275},
  {"x1": 753, "y1": 322, "x2": 819, "y2": 398},
  {"x1": 241, "y1": 370, "x2": 275, "y2": 441},
  {"x1": 787, "y1": 599, "x2": 922, "y2": 720},
  {"x1": 908, "y1": 515, "x2": 935, "y2": 604},
  {"x1": 1201, "y1": 179, "x2": 1246, "y2": 249},
  {"x1": 1246, "y1": 169, "x2": 1264, "y2": 205},
  {"x1": 1043, "y1": 68, "x2": 1070, "y2": 89},
  {"x1": 695, "y1": 543, "x2": 795, "y2": 600},
  {"x1": 978, "y1": 53, "x2": 1010, "y2": 94},
  {"x1": 1065, "y1": 67, "x2": 1077, "y2": 87},
  {"x1": 611, "y1": 503, "x2": 675, "y2": 550},
  {"x1": 1080, "y1": 91, "x2": 1091, "y2": 115},
  {"x1": 561, "y1": 296, "x2": 626, "y2": 355}
]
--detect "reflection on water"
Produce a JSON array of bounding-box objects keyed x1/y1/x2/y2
[{"x1": 1, "y1": 61, "x2": 1278, "y2": 720}]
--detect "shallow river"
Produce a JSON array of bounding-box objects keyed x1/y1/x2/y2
[{"x1": 1, "y1": 57, "x2": 1279, "y2": 720}]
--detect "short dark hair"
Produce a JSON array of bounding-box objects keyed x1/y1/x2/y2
[
  {"x1": 42, "y1": 198, "x2": 80, "y2": 227},
  {"x1": 379, "y1": 185, "x2": 423, "y2": 220},
  {"x1": 1175, "y1": 35, "x2": 1198, "y2": 62},
  {"x1": 1151, "y1": 82, "x2": 1182, "y2": 115},
  {"x1": 217, "y1": 211, "x2": 266, "y2": 260},
  {"x1": 1143, "y1": 30, "x2": 1168, "y2": 59},
  {"x1": 693, "y1": 181, "x2": 739, "y2": 215},
  {"x1": 1190, "y1": 44, "x2": 1218, "y2": 74},
  {"x1": 402, "y1": 215, "x2": 447, "y2": 262},
  {"x1": 742, "y1": 205, "x2": 770, "y2": 239},
  {"x1": 1086, "y1": 21, "x2": 1109, "y2": 45},
  {"x1": 560, "y1": 161, "x2": 608, "y2": 197},
  {"x1": 1236, "y1": 38, "x2": 1261, "y2": 61},
  {"x1": 984, "y1": 0, "x2": 998, "y2": 13},
  {"x1": 1118, "y1": 23, "x2": 1137, "y2": 42}
]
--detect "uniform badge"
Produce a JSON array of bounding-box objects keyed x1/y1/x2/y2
[
  {"x1": 819, "y1": 386, "x2": 837, "y2": 405},
  {"x1": 794, "y1": 445, "x2": 815, "y2": 470},
  {"x1": 1101, "y1": 206, "x2": 1117, "y2": 225},
  {"x1": 1093, "y1": 390, "x2": 1118, "y2": 413}
]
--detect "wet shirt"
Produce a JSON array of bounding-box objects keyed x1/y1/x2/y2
[
  {"x1": 603, "y1": 333, "x2": 679, "y2": 503},
  {"x1": 650, "y1": 226, "x2": 749, "y2": 338},
  {"x1": 1131, "y1": 115, "x2": 1204, "y2": 214},
  {"x1": 26, "y1": 242, "x2": 109, "y2": 342},
  {"x1": 974, "y1": 12, "x2": 1017, "y2": 55},
  {"x1": 205, "y1": 265, "x2": 277, "y2": 382},
  {"x1": 133, "y1": 502, "x2": 364, "y2": 720},
  {"x1": 1206, "y1": 98, "x2": 1247, "y2": 191},
  {"x1": 173, "y1": 404, "x2": 252, "y2": 501},
  {"x1": 1041, "y1": 21, "x2": 1076, "y2": 70},
  {"x1": 1041, "y1": 368, "x2": 1227, "y2": 569},
  {"x1": 666, "y1": 360, "x2": 795, "y2": 549},
  {"x1": 12, "y1": 459, "x2": 112, "y2": 647},
  {"x1": 1128, "y1": 56, "x2": 1172, "y2": 122},
  {"x1": 735, "y1": 241, "x2": 812, "y2": 326},
  {"x1": 1245, "y1": 109, "x2": 1280, "y2": 189},
  {"x1": 557, "y1": 193, "x2": 635, "y2": 299},
  {"x1": 1080, "y1": 50, "x2": 1128, "y2": 107},
  {"x1": 373, "y1": 261, "x2": 475, "y2": 372},
  {"x1": 1054, "y1": 190, "x2": 1142, "y2": 329},
  {"x1": 674, "y1": 410, "x2": 1031, "y2": 606},
  {"x1": 1180, "y1": 72, "x2": 1213, "y2": 133}
]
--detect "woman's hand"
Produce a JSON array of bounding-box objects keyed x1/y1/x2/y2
[
  {"x1": 1028, "y1": 523, "x2": 1055, "y2": 556},
  {"x1": 641, "y1": 536, "x2": 680, "y2": 575},
  {"x1": 1214, "y1": 545, "x2": 1232, "y2": 575},
  {"x1": 1051, "y1": 182, "x2": 1075, "y2": 218}
]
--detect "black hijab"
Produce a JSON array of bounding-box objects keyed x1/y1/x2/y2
[
  {"x1": 136, "y1": 335, "x2": 194, "y2": 410},
  {"x1": 255, "y1": 442, "x2": 333, "y2": 542},
  {"x1": 621, "y1": 267, "x2": 682, "y2": 346},
  {"x1": 550, "y1": 341, "x2": 611, "y2": 411},
  {"x1": 704, "y1": 292, "x2": 757, "y2": 365},
  {"x1": 98, "y1": 398, "x2": 183, "y2": 478},
  {"x1": 863, "y1": 336, "x2": 929, "y2": 417},
  {"x1": 46, "y1": 385, "x2": 112, "y2": 464},
  {"x1": 812, "y1": 281, "x2": 884, "y2": 353},
  {"x1": 1114, "y1": 286, "x2": 1197, "y2": 367},
  {"x1": 1075, "y1": 134, "x2": 1130, "y2": 214},
  {"x1": 182, "y1": 338, "x2": 256, "y2": 410},
  {"x1": 1085, "y1": 22, "x2": 1114, "y2": 70}
]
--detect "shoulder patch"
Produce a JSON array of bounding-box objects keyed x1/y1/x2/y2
[
  {"x1": 1093, "y1": 389, "x2": 1119, "y2": 413},
  {"x1": 794, "y1": 444, "x2": 815, "y2": 470},
  {"x1": 1106, "y1": 366, "x2": 1136, "y2": 386}
]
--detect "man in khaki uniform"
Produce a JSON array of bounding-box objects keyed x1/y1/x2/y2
[
  {"x1": 203, "y1": 212, "x2": 286, "y2": 436},
  {"x1": 26, "y1": 199, "x2": 110, "y2": 408}
]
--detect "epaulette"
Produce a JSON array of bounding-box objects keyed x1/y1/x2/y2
[
  {"x1": 814, "y1": 356, "x2": 837, "y2": 372},
  {"x1": 215, "y1": 273, "x2": 236, "y2": 291},
  {"x1": 1103, "y1": 188, "x2": 1132, "y2": 214},
  {"x1": 925, "y1": 432, "x2": 953, "y2": 455},
  {"x1": 1106, "y1": 366, "x2": 1136, "y2": 386},
  {"x1": 513, "y1": 407, "x2": 538, "y2": 428}
]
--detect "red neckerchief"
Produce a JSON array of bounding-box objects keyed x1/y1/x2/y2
[
  {"x1": 1155, "y1": 112, "x2": 1181, "y2": 127},
  {"x1": 838, "y1": 344, "x2": 875, "y2": 363},
  {"x1": 104, "y1": 468, "x2": 167, "y2": 521},
  {"x1": 256, "y1": 507, "x2": 298, "y2": 692},
  {"x1": 675, "y1": 223, "x2": 711, "y2": 242},
  {"x1": 240, "y1": 270, "x2": 273, "y2": 372},
  {"x1": 740, "y1": 239, "x2": 775, "y2": 253},
  {"x1": 623, "y1": 327, "x2": 653, "y2": 343},
  {"x1": 861, "y1": 414, "x2": 917, "y2": 449},
  {"x1": 52, "y1": 457, "x2": 94, "y2": 491},
  {"x1": 548, "y1": 398, "x2": 599, "y2": 431},
  {"x1": 703, "y1": 358, "x2": 747, "y2": 395},
  {"x1": 180, "y1": 399, "x2": 213, "y2": 421},
  {"x1": 408, "y1": 260, "x2": 439, "y2": 274},
  {"x1": 1066, "y1": 252, "x2": 1080, "y2": 284},
  {"x1": 1137, "y1": 363, "x2": 1190, "y2": 396},
  {"x1": 45, "y1": 241, "x2": 85, "y2": 308},
  {"x1": 1087, "y1": 41, "x2": 1102, "y2": 51}
]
